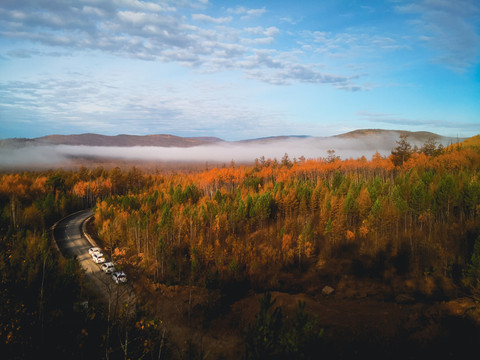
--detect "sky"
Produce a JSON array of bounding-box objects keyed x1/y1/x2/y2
[{"x1": 0, "y1": 0, "x2": 479, "y2": 141}]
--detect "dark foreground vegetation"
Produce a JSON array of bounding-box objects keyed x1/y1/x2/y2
[{"x1": 1, "y1": 135, "x2": 480, "y2": 359}]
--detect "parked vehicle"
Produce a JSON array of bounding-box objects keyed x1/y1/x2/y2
[
  {"x1": 88, "y1": 247, "x2": 101, "y2": 255},
  {"x1": 92, "y1": 252, "x2": 106, "y2": 264},
  {"x1": 112, "y1": 271, "x2": 127, "y2": 284},
  {"x1": 101, "y1": 262, "x2": 116, "y2": 274}
]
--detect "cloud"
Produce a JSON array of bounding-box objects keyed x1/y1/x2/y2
[
  {"x1": 241, "y1": 26, "x2": 279, "y2": 45},
  {"x1": 238, "y1": 52, "x2": 365, "y2": 89},
  {"x1": 6, "y1": 48, "x2": 40, "y2": 58},
  {"x1": 241, "y1": 37, "x2": 275, "y2": 45},
  {"x1": 396, "y1": 0, "x2": 480, "y2": 72},
  {"x1": 114, "y1": 0, "x2": 175, "y2": 12},
  {"x1": 244, "y1": 26, "x2": 279, "y2": 37},
  {"x1": 0, "y1": 1, "x2": 203, "y2": 65},
  {"x1": 0, "y1": 1, "x2": 365, "y2": 90},
  {"x1": 192, "y1": 13, "x2": 232, "y2": 24},
  {"x1": 356, "y1": 110, "x2": 480, "y2": 133},
  {"x1": 300, "y1": 30, "x2": 410, "y2": 57},
  {"x1": 227, "y1": 6, "x2": 266, "y2": 19},
  {"x1": 0, "y1": 73, "x2": 296, "y2": 139}
]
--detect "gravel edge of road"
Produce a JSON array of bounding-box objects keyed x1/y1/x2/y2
[{"x1": 81, "y1": 213, "x2": 97, "y2": 248}]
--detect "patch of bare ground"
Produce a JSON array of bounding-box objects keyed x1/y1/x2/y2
[{"x1": 126, "y1": 274, "x2": 480, "y2": 359}]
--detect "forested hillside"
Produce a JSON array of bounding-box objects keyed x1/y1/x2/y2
[
  {"x1": 1, "y1": 136, "x2": 480, "y2": 359},
  {"x1": 89, "y1": 140, "x2": 480, "y2": 293}
]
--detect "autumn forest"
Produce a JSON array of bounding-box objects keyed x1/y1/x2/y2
[{"x1": 1, "y1": 135, "x2": 480, "y2": 359}]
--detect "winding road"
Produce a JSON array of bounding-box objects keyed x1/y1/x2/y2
[
  {"x1": 53, "y1": 209, "x2": 134, "y2": 305},
  {"x1": 54, "y1": 209, "x2": 98, "y2": 271}
]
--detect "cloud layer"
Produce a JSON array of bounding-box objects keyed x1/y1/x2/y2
[
  {"x1": 0, "y1": 133, "x2": 455, "y2": 169},
  {"x1": 0, "y1": 0, "x2": 362, "y2": 89}
]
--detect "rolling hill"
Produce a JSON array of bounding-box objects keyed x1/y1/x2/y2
[
  {"x1": 447, "y1": 134, "x2": 480, "y2": 150},
  {"x1": 0, "y1": 129, "x2": 463, "y2": 148},
  {"x1": 0, "y1": 133, "x2": 224, "y2": 148},
  {"x1": 334, "y1": 129, "x2": 460, "y2": 145},
  {"x1": 0, "y1": 130, "x2": 471, "y2": 169}
]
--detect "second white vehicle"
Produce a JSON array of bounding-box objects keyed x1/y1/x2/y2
[
  {"x1": 101, "y1": 262, "x2": 116, "y2": 273},
  {"x1": 92, "y1": 252, "x2": 106, "y2": 264}
]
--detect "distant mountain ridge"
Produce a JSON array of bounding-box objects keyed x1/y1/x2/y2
[
  {"x1": 0, "y1": 129, "x2": 464, "y2": 149},
  {"x1": 336, "y1": 129, "x2": 437, "y2": 138},
  {"x1": 1, "y1": 133, "x2": 224, "y2": 148},
  {"x1": 0, "y1": 130, "x2": 473, "y2": 169}
]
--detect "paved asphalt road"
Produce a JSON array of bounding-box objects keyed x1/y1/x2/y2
[
  {"x1": 54, "y1": 209, "x2": 98, "y2": 272},
  {"x1": 53, "y1": 209, "x2": 134, "y2": 305}
]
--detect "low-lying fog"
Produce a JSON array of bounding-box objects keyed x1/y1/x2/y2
[{"x1": 0, "y1": 134, "x2": 442, "y2": 169}]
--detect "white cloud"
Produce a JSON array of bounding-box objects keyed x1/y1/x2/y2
[
  {"x1": 113, "y1": 0, "x2": 175, "y2": 12},
  {"x1": 192, "y1": 13, "x2": 232, "y2": 24},
  {"x1": 242, "y1": 37, "x2": 275, "y2": 45},
  {"x1": 241, "y1": 8, "x2": 266, "y2": 19},
  {"x1": 302, "y1": 30, "x2": 409, "y2": 56},
  {"x1": 82, "y1": 6, "x2": 106, "y2": 17},
  {"x1": 242, "y1": 26, "x2": 279, "y2": 44},
  {"x1": 237, "y1": 51, "x2": 365, "y2": 90},
  {"x1": 244, "y1": 26, "x2": 279, "y2": 36},
  {"x1": 227, "y1": 6, "x2": 266, "y2": 19},
  {"x1": 0, "y1": 1, "x2": 365, "y2": 91},
  {"x1": 0, "y1": 72, "x2": 295, "y2": 139}
]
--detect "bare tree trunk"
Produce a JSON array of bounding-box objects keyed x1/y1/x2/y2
[
  {"x1": 158, "y1": 326, "x2": 166, "y2": 360},
  {"x1": 146, "y1": 221, "x2": 149, "y2": 261},
  {"x1": 39, "y1": 253, "x2": 47, "y2": 332},
  {"x1": 105, "y1": 291, "x2": 112, "y2": 360},
  {"x1": 11, "y1": 197, "x2": 16, "y2": 228}
]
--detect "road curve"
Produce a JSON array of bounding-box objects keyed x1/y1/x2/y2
[
  {"x1": 54, "y1": 209, "x2": 97, "y2": 272},
  {"x1": 53, "y1": 209, "x2": 134, "y2": 304}
]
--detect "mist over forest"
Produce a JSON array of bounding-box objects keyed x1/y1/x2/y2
[{"x1": 0, "y1": 131, "x2": 458, "y2": 169}]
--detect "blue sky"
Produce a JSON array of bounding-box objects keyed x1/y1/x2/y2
[{"x1": 0, "y1": 0, "x2": 479, "y2": 140}]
